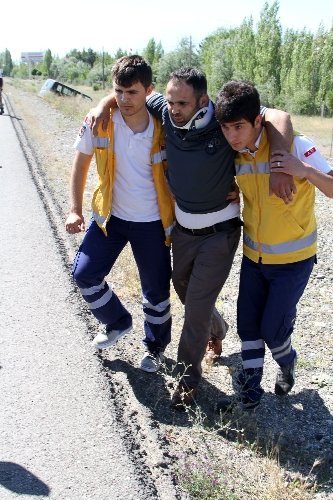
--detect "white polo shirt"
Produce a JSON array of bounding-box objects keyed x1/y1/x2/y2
[{"x1": 74, "y1": 109, "x2": 160, "y2": 222}]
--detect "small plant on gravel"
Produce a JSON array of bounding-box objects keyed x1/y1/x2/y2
[{"x1": 177, "y1": 454, "x2": 238, "y2": 500}]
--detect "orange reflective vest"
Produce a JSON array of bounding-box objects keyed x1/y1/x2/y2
[{"x1": 91, "y1": 112, "x2": 175, "y2": 245}]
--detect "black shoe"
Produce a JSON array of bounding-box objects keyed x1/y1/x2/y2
[
  {"x1": 216, "y1": 394, "x2": 260, "y2": 413},
  {"x1": 171, "y1": 383, "x2": 197, "y2": 412},
  {"x1": 216, "y1": 396, "x2": 236, "y2": 413},
  {"x1": 275, "y1": 356, "x2": 297, "y2": 396}
]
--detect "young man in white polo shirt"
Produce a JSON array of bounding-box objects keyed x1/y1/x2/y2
[{"x1": 65, "y1": 56, "x2": 174, "y2": 372}]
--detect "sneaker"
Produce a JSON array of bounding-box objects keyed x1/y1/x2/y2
[
  {"x1": 140, "y1": 351, "x2": 165, "y2": 373},
  {"x1": 171, "y1": 383, "x2": 198, "y2": 412},
  {"x1": 275, "y1": 356, "x2": 297, "y2": 396},
  {"x1": 205, "y1": 337, "x2": 222, "y2": 363},
  {"x1": 92, "y1": 326, "x2": 132, "y2": 349}
]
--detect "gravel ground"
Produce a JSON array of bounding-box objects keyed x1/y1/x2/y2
[{"x1": 5, "y1": 81, "x2": 333, "y2": 499}]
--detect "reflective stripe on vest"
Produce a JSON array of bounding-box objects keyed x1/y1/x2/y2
[
  {"x1": 151, "y1": 150, "x2": 167, "y2": 164},
  {"x1": 235, "y1": 161, "x2": 270, "y2": 176},
  {"x1": 243, "y1": 229, "x2": 317, "y2": 254},
  {"x1": 93, "y1": 137, "x2": 110, "y2": 149},
  {"x1": 92, "y1": 211, "x2": 107, "y2": 226},
  {"x1": 165, "y1": 222, "x2": 175, "y2": 236}
]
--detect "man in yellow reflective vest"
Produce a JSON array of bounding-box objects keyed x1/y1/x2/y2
[
  {"x1": 65, "y1": 56, "x2": 174, "y2": 373},
  {"x1": 215, "y1": 80, "x2": 333, "y2": 411}
]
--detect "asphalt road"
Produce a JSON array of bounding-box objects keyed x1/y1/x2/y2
[{"x1": 0, "y1": 105, "x2": 149, "y2": 499}]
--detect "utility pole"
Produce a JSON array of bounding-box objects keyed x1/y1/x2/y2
[
  {"x1": 189, "y1": 36, "x2": 192, "y2": 66},
  {"x1": 102, "y1": 47, "x2": 105, "y2": 90}
]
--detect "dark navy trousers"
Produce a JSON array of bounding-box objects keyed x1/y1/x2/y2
[
  {"x1": 72, "y1": 216, "x2": 172, "y2": 353},
  {"x1": 237, "y1": 255, "x2": 315, "y2": 399}
]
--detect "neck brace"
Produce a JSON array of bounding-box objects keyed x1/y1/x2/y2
[{"x1": 170, "y1": 100, "x2": 214, "y2": 131}]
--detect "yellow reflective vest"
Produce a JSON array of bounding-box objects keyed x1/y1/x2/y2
[
  {"x1": 236, "y1": 129, "x2": 317, "y2": 264},
  {"x1": 91, "y1": 111, "x2": 175, "y2": 245}
]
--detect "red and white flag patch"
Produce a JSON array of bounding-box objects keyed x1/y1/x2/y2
[{"x1": 304, "y1": 146, "x2": 316, "y2": 157}]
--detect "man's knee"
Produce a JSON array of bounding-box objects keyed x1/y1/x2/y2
[{"x1": 72, "y1": 251, "x2": 97, "y2": 289}]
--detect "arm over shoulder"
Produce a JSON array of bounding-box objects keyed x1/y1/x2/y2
[{"x1": 146, "y1": 92, "x2": 167, "y2": 121}]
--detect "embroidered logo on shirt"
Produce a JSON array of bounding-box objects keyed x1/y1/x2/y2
[
  {"x1": 205, "y1": 137, "x2": 221, "y2": 155},
  {"x1": 304, "y1": 147, "x2": 316, "y2": 157}
]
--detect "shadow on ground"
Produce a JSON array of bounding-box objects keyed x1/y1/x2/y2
[
  {"x1": 0, "y1": 462, "x2": 50, "y2": 496},
  {"x1": 101, "y1": 351, "x2": 333, "y2": 494},
  {"x1": 203, "y1": 354, "x2": 333, "y2": 493}
]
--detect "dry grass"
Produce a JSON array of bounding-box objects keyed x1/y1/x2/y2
[
  {"x1": 291, "y1": 114, "x2": 333, "y2": 159},
  {"x1": 6, "y1": 77, "x2": 110, "y2": 118},
  {"x1": 170, "y1": 397, "x2": 320, "y2": 500}
]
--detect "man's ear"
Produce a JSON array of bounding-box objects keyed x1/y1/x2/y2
[
  {"x1": 255, "y1": 114, "x2": 262, "y2": 129},
  {"x1": 146, "y1": 84, "x2": 154, "y2": 96},
  {"x1": 199, "y1": 93, "x2": 209, "y2": 108}
]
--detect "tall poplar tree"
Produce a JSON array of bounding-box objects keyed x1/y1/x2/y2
[
  {"x1": 279, "y1": 28, "x2": 297, "y2": 106},
  {"x1": 143, "y1": 38, "x2": 156, "y2": 65},
  {"x1": 284, "y1": 30, "x2": 315, "y2": 114},
  {"x1": 233, "y1": 17, "x2": 256, "y2": 82},
  {"x1": 200, "y1": 28, "x2": 237, "y2": 98},
  {"x1": 44, "y1": 49, "x2": 53, "y2": 76},
  {"x1": 3, "y1": 49, "x2": 13, "y2": 76},
  {"x1": 318, "y1": 24, "x2": 333, "y2": 112},
  {"x1": 254, "y1": 1, "x2": 282, "y2": 105}
]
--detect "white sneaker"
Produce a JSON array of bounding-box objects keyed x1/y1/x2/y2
[
  {"x1": 140, "y1": 351, "x2": 165, "y2": 373},
  {"x1": 92, "y1": 326, "x2": 132, "y2": 349}
]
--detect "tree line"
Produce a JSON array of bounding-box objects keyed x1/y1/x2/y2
[{"x1": 1, "y1": 1, "x2": 333, "y2": 115}]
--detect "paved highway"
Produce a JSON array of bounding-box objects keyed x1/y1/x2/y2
[{"x1": 0, "y1": 102, "x2": 150, "y2": 499}]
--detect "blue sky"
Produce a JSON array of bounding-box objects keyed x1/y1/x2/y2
[{"x1": 2, "y1": 0, "x2": 332, "y2": 62}]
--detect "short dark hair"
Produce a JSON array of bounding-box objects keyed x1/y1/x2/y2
[
  {"x1": 215, "y1": 80, "x2": 260, "y2": 125},
  {"x1": 112, "y1": 55, "x2": 152, "y2": 89},
  {"x1": 168, "y1": 67, "x2": 207, "y2": 99}
]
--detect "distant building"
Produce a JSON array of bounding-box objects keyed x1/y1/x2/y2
[{"x1": 21, "y1": 52, "x2": 44, "y2": 63}]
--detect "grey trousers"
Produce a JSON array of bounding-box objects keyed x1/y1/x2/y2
[{"x1": 172, "y1": 224, "x2": 241, "y2": 388}]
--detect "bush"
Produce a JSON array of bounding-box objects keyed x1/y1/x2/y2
[{"x1": 286, "y1": 89, "x2": 317, "y2": 115}]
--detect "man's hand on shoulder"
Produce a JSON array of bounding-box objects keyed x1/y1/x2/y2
[
  {"x1": 269, "y1": 150, "x2": 297, "y2": 204},
  {"x1": 89, "y1": 105, "x2": 110, "y2": 136},
  {"x1": 89, "y1": 93, "x2": 117, "y2": 136}
]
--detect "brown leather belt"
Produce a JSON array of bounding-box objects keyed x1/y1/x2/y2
[{"x1": 175, "y1": 217, "x2": 243, "y2": 236}]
